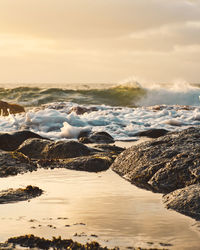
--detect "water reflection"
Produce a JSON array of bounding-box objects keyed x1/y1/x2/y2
[{"x1": 0, "y1": 168, "x2": 199, "y2": 249}]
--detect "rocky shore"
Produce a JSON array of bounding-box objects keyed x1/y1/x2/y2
[
  {"x1": 1, "y1": 120, "x2": 200, "y2": 247},
  {"x1": 112, "y1": 126, "x2": 200, "y2": 220}
]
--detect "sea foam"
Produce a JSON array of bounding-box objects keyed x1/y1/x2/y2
[{"x1": 0, "y1": 101, "x2": 200, "y2": 141}]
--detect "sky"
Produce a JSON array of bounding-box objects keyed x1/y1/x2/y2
[{"x1": 0, "y1": 0, "x2": 200, "y2": 84}]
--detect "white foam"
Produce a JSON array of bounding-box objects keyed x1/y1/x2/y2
[
  {"x1": 0, "y1": 102, "x2": 200, "y2": 140},
  {"x1": 60, "y1": 121, "x2": 90, "y2": 138}
]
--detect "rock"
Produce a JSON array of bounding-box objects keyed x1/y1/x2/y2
[
  {"x1": 112, "y1": 127, "x2": 200, "y2": 193},
  {"x1": 133, "y1": 128, "x2": 168, "y2": 138},
  {"x1": 17, "y1": 138, "x2": 52, "y2": 159},
  {"x1": 68, "y1": 106, "x2": 98, "y2": 115},
  {"x1": 0, "y1": 185, "x2": 43, "y2": 204},
  {"x1": 5, "y1": 234, "x2": 115, "y2": 250},
  {"x1": 43, "y1": 140, "x2": 94, "y2": 159},
  {"x1": 18, "y1": 139, "x2": 95, "y2": 159},
  {"x1": 38, "y1": 154, "x2": 113, "y2": 172},
  {"x1": 0, "y1": 100, "x2": 25, "y2": 116},
  {"x1": 93, "y1": 144, "x2": 125, "y2": 154},
  {"x1": 0, "y1": 151, "x2": 36, "y2": 177},
  {"x1": 0, "y1": 131, "x2": 46, "y2": 151},
  {"x1": 163, "y1": 184, "x2": 200, "y2": 220},
  {"x1": 78, "y1": 131, "x2": 114, "y2": 144}
]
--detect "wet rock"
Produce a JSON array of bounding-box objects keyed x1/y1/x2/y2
[
  {"x1": 163, "y1": 184, "x2": 200, "y2": 220},
  {"x1": 78, "y1": 131, "x2": 114, "y2": 144},
  {"x1": 0, "y1": 100, "x2": 25, "y2": 116},
  {"x1": 112, "y1": 127, "x2": 200, "y2": 193},
  {"x1": 17, "y1": 138, "x2": 52, "y2": 159},
  {"x1": 0, "y1": 151, "x2": 36, "y2": 177},
  {"x1": 38, "y1": 154, "x2": 113, "y2": 172},
  {"x1": 93, "y1": 144, "x2": 125, "y2": 154},
  {"x1": 5, "y1": 234, "x2": 115, "y2": 250},
  {"x1": 18, "y1": 139, "x2": 95, "y2": 159},
  {"x1": 0, "y1": 185, "x2": 43, "y2": 204},
  {"x1": 0, "y1": 130, "x2": 46, "y2": 151},
  {"x1": 43, "y1": 140, "x2": 94, "y2": 159},
  {"x1": 133, "y1": 128, "x2": 168, "y2": 138},
  {"x1": 68, "y1": 106, "x2": 98, "y2": 115}
]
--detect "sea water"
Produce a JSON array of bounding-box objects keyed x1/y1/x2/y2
[
  {"x1": 0, "y1": 168, "x2": 200, "y2": 250},
  {"x1": 0, "y1": 81, "x2": 200, "y2": 141}
]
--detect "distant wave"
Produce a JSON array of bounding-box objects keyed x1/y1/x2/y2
[{"x1": 0, "y1": 82, "x2": 200, "y2": 107}]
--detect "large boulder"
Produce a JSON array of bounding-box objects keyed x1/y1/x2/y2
[
  {"x1": 163, "y1": 184, "x2": 200, "y2": 220},
  {"x1": 0, "y1": 185, "x2": 43, "y2": 204},
  {"x1": 0, "y1": 131, "x2": 46, "y2": 151},
  {"x1": 0, "y1": 100, "x2": 25, "y2": 116},
  {"x1": 0, "y1": 151, "x2": 36, "y2": 177},
  {"x1": 112, "y1": 127, "x2": 200, "y2": 193}
]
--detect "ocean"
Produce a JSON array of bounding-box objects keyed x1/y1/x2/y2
[{"x1": 0, "y1": 81, "x2": 200, "y2": 141}]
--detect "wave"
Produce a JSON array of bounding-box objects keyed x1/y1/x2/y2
[{"x1": 0, "y1": 81, "x2": 200, "y2": 107}]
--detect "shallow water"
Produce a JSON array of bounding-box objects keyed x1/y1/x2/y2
[{"x1": 0, "y1": 168, "x2": 200, "y2": 249}]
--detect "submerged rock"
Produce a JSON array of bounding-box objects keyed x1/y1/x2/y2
[
  {"x1": 0, "y1": 130, "x2": 46, "y2": 151},
  {"x1": 78, "y1": 131, "x2": 114, "y2": 144},
  {"x1": 0, "y1": 185, "x2": 43, "y2": 204},
  {"x1": 0, "y1": 100, "x2": 25, "y2": 116},
  {"x1": 133, "y1": 128, "x2": 168, "y2": 138},
  {"x1": 163, "y1": 184, "x2": 200, "y2": 220},
  {"x1": 68, "y1": 106, "x2": 98, "y2": 115},
  {"x1": 38, "y1": 154, "x2": 113, "y2": 172},
  {"x1": 0, "y1": 151, "x2": 36, "y2": 177},
  {"x1": 112, "y1": 127, "x2": 200, "y2": 193}
]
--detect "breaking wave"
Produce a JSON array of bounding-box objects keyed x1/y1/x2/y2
[{"x1": 0, "y1": 81, "x2": 200, "y2": 107}]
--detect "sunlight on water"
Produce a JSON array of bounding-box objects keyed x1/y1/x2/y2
[{"x1": 0, "y1": 168, "x2": 200, "y2": 249}]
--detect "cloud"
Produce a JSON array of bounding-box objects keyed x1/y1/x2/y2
[{"x1": 0, "y1": 0, "x2": 200, "y2": 83}]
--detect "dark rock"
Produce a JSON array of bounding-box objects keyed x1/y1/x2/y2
[
  {"x1": 78, "y1": 131, "x2": 114, "y2": 144},
  {"x1": 0, "y1": 151, "x2": 36, "y2": 177},
  {"x1": 17, "y1": 138, "x2": 51, "y2": 159},
  {"x1": 112, "y1": 127, "x2": 200, "y2": 193},
  {"x1": 0, "y1": 100, "x2": 25, "y2": 116},
  {"x1": 133, "y1": 128, "x2": 168, "y2": 138},
  {"x1": 43, "y1": 140, "x2": 94, "y2": 159},
  {"x1": 78, "y1": 130, "x2": 90, "y2": 139},
  {"x1": 18, "y1": 139, "x2": 95, "y2": 159},
  {"x1": 0, "y1": 130, "x2": 46, "y2": 151},
  {"x1": 93, "y1": 144, "x2": 125, "y2": 154},
  {"x1": 5, "y1": 234, "x2": 116, "y2": 250},
  {"x1": 38, "y1": 154, "x2": 113, "y2": 172},
  {"x1": 0, "y1": 185, "x2": 43, "y2": 204},
  {"x1": 163, "y1": 184, "x2": 200, "y2": 220},
  {"x1": 68, "y1": 106, "x2": 98, "y2": 115}
]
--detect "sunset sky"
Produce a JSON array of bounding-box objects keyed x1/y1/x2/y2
[{"x1": 0, "y1": 0, "x2": 200, "y2": 84}]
